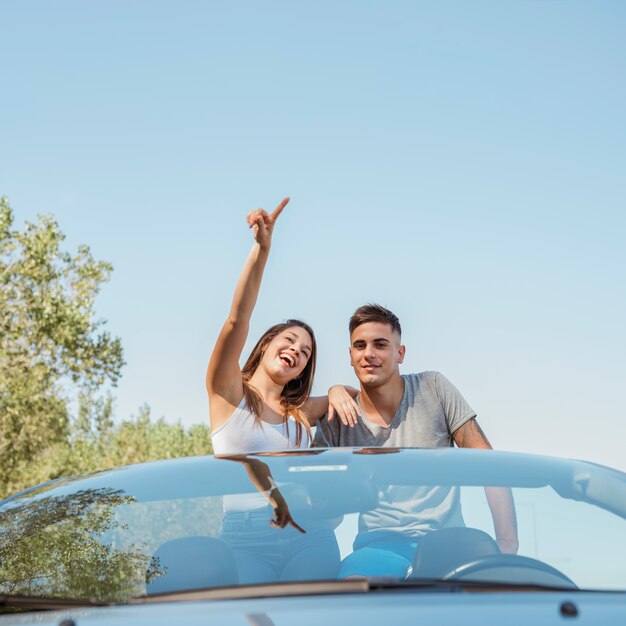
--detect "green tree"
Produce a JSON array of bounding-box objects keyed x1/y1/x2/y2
[
  {"x1": 0, "y1": 197, "x2": 124, "y2": 497},
  {"x1": 0, "y1": 487, "x2": 164, "y2": 602},
  {"x1": 65, "y1": 397, "x2": 214, "y2": 477},
  {"x1": 0, "y1": 198, "x2": 214, "y2": 500}
]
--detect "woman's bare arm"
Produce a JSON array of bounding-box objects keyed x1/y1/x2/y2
[
  {"x1": 217, "y1": 455, "x2": 305, "y2": 533},
  {"x1": 206, "y1": 198, "x2": 289, "y2": 426},
  {"x1": 303, "y1": 385, "x2": 360, "y2": 427}
]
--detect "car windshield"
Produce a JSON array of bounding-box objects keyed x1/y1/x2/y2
[{"x1": 1, "y1": 448, "x2": 625, "y2": 604}]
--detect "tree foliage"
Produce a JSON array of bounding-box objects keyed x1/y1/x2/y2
[
  {"x1": 0, "y1": 487, "x2": 162, "y2": 602},
  {"x1": 0, "y1": 197, "x2": 124, "y2": 496},
  {"x1": 0, "y1": 198, "x2": 212, "y2": 500},
  {"x1": 0, "y1": 484, "x2": 223, "y2": 604},
  {"x1": 65, "y1": 397, "x2": 214, "y2": 478}
]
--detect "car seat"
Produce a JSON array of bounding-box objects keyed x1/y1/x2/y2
[
  {"x1": 410, "y1": 527, "x2": 500, "y2": 579},
  {"x1": 146, "y1": 536, "x2": 239, "y2": 594}
]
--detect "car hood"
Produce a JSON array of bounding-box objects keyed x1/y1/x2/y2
[{"x1": 1, "y1": 590, "x2": 625, "y2": 626}]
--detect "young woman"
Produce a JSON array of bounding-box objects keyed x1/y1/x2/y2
[
  {"x1": 206, "y1": 197, "x2": 357, "y2": 584},
  {"x1": 206, "y1": 197, "x2": 358, "y2": 455}
]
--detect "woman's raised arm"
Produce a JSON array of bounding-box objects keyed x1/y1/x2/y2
[{"x1": 206, "y1": 198, "x2": 289, "y2": 425}]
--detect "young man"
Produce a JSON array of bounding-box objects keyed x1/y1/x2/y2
[{"x1": 314, "y1": 304, "x2": 518, "y2": 578}]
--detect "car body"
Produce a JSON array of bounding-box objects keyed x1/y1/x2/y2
[{"x1": 1, "y1": 447, "x2": 626, "y2": 624}]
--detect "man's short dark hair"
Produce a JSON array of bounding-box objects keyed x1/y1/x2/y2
[{"x1": 349, "y1": 304, "x2": 402, "y2": 337}]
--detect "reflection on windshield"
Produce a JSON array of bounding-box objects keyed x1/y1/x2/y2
[
  {"x1": 1, "y1": 452, "x2": 626, "y2": 601},
  {"x1": 211, "y1": 454, "x2": 340, "y2": 586},
  {"x1": 0, "y1": 488, "x2": 163, "y2": 601}
]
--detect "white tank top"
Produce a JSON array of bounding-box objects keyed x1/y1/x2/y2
[
  {"x1": 211, "y1": 398, "x2": 311, "y2": 454},
  {"x1": 211, "y1": 399, "x2": 311, "y2": 511}
]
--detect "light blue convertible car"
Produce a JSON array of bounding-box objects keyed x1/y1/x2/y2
[{"x1": 1, "y1": 448, "x2": 625, "y2": 624}]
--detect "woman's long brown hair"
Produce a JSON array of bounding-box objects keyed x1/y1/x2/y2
[{"x1": 241, "y1": 320, "x2": 316, "y2": 446}]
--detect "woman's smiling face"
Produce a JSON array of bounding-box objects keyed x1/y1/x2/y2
[{"x1": 262, "y1": 326, "x2": 313, "y2": 383}]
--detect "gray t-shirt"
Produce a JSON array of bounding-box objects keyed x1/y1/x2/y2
[
  {"x1": 314, "y1": 371, "x2": 476, "y2": 449},
  {"x1": 314, "y1": 371, "x2": 476, "y2": 539}
]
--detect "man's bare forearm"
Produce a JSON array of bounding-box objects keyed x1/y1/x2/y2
[
  {"x1": 485, "y1": 486, "x2": 519, "y2": 554},
  {"x1": 453, "y1": 419, "x2": 519, "y2": 553}
]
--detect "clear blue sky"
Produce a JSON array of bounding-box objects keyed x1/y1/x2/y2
[{"x1": 1, "y1": 1, "x2": 625, "y2": 469}]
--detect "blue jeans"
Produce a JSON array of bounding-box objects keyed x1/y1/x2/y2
[
  {"x1": 339, "y1": 532, "x2": 419, "y2": 579},
  {"x1": 220, "y1": 509, "x2": 340, "y2": 585}
]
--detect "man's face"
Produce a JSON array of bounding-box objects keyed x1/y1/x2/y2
[{"x1": 349, "y1": 322, "x2": 405, "y2": 388}]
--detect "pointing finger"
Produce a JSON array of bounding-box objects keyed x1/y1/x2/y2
[
  {"x1": 289, "y1": 518, "x2": 306, "y2": 534},
  {"x1": 269, "y1": 197, "x2": 289, "y2": 222}
]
